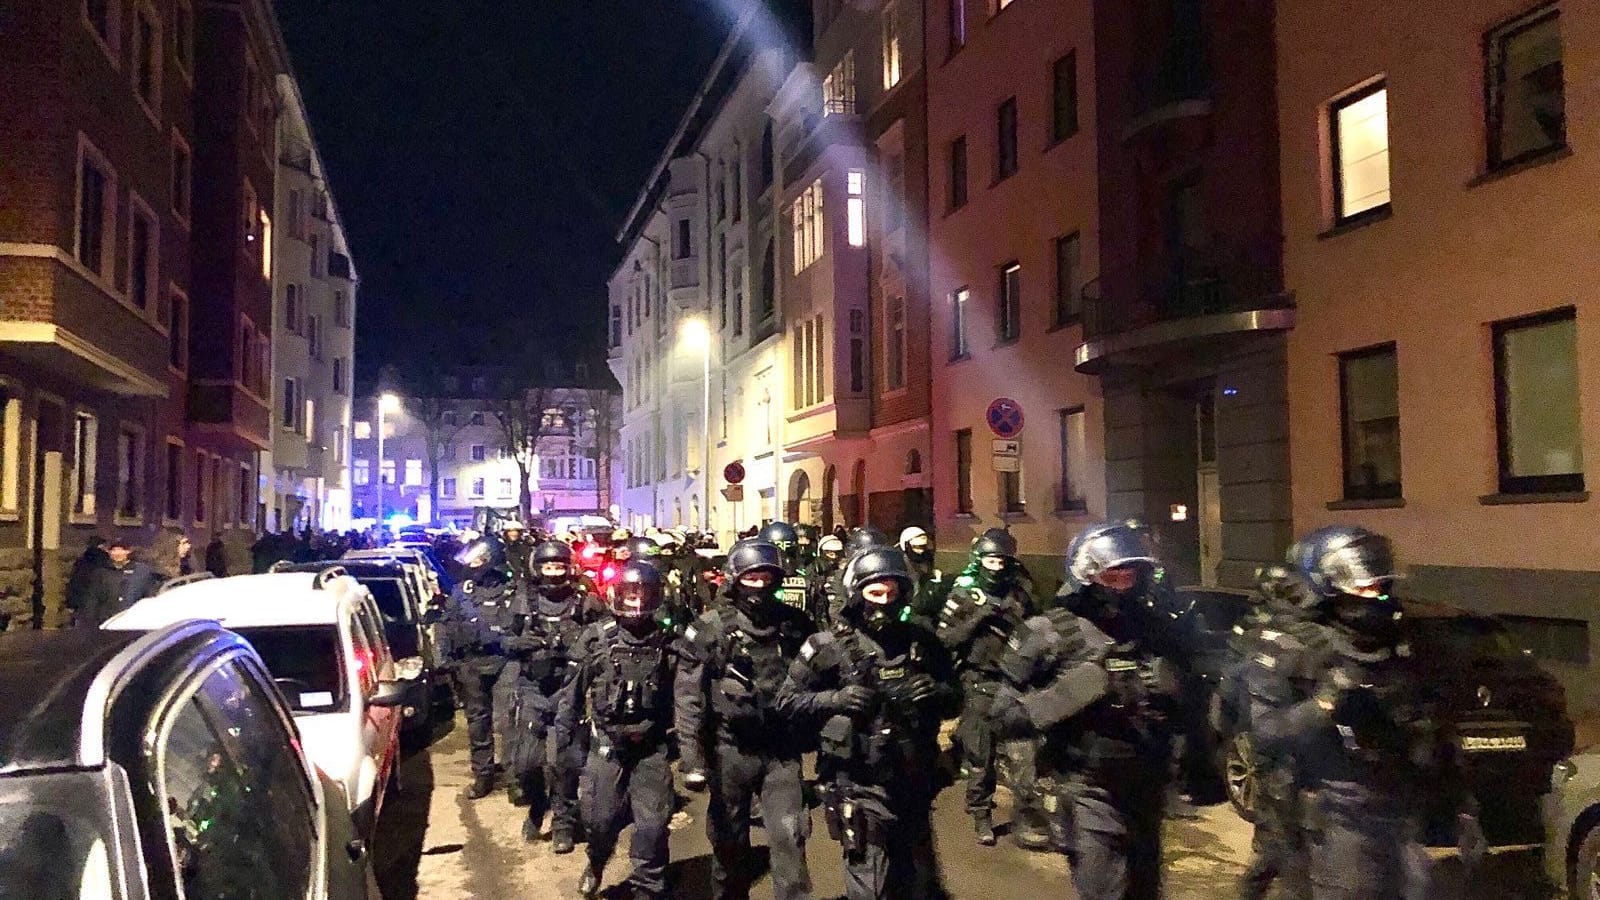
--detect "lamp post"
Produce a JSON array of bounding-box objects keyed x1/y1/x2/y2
[
  {"x1": 375, "y1": 392, "x2": 401, "y2": 533},
  {"x1": 679, "y1": 318, "x2": 712, "y2": 533}
]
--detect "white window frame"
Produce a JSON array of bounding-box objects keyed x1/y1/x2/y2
[
  {"x1": 70, "y1": 410, "x2": 98, "y2": 523},
  {"x1": 129, "y1": 0, "x2": 162, "y2": 124},
  {"x1": 404, "y1": 459, "x2": 423, "y2": 486},
  {"x1": 353, "y1": 458, "x2": 370, "y2": 486},
  {"x1": 114, "y1": 423, "x2": 146, "y2": 526},
  {"x1": 81, "y1": 0, "x2": 122, "y2": 68},
  {"x1": 126, "y1": 192, "x2": 160, "y2": 315},
  {"x1": 882, "y1": 1, "x2": 903, "y2": 89},
  {"x1": 75, "y1": 134, "x2": 118, "y2": 287},
  {"x1": 0, "y1": 387, "x2": 21, "y2": 519}
]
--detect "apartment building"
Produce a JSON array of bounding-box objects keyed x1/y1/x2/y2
[
  {"x1": 1279, "y1": 0, "x2": 1600, "y2": 703},
  {"x1": 924, "y1": 0, "x2": 1104, "y2": 580},
  {"x1": 264, "y1": 73, "x2": 357, "y2": 532},
  {"x1": 0, "y1": 0, "x2": 287, "y2": 625}
]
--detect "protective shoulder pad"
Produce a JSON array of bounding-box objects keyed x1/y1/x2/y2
[{"x1": 798, "y1": 630, "x2": 839, "y2": 665}]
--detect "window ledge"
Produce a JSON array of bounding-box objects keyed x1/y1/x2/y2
[
  {"x1": 1044, "y1": 133, "x2": 1079, "y2": 154},
  {"x1": 1317, "y1": 205, "x2": 1393, "y2": 240},
  {"x1": 0, "y1": 511, "x2": 18, "y2": 523},
  {"x1": 1479, "y1": 491, "x2": 1589, "y2": 506},
  {"x1": 113, "y1": 516, "x2": 144, "y2": 528},
  {"x1": 1053, "y1": 504, "x2": 1090, "y2": 519},
  {"x1": 69, "y1": 513, "x2": 97, "y2": 526},
  {"x1": 999, "y1": 510, "x2": 1032, "y2": 523},
  {"x1": 993, "y1": 337, "x2": 1020, "y2": 349},
  {"x1": 952, "y1": 512, "x2": 979, "y2": 521},
  {"x1": 1468, "y1": 146, "x2": 1572, "y2": 189},
  {"x1": 947, "y1": 353, "x2": 973, "y2": 366},
  {"x1": 1326, "y1": 497, "x2": 1406, "y2": 510},
  {"x1": 990, "y1": 171, "x2": 1017, "y2": 188}
]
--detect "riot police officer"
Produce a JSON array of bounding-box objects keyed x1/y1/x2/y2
[
  {"x1": 556, "y1": 560, "x2": 681, "y2": 899},
  {"x1": 807, "y1": 535, "x2": 846, "y2": 628},
  {"x1": 506, "y1": 540, "x2": 598, "y2": 849},
  {"x1": 779, "y1": 547, "x2": 958, "y2": 900},
  {"x1": 758, "y1": 521, "x2": 810, "y2": 615},
  {"x1": 937, "y1": 528, "x2": 1041, "y2": 847},
  {"x1": 989, "y1": 521, "x2": 1186, "y2": 899},
  {"x1": 1244, "y1": 526, "x2": 1482, "y2": 900},
  {"x1": 442, "y1": 535, "x2": 528, "y2": 799},
  {"x1": 794, "y1": 524, "x2": 820, "y2": 570},
  {"x1": 822, "y1": 525, "x2": 891, "y2": 624},
  {"x1": 677, "y1": 540, "x2": 817, "y2": 900},
  {"x1": 501, "y1": 519, "x2": 534, "y2": 587},
  {"x1": 900, "y1": 527, "x2": 949, "y2": 622}
]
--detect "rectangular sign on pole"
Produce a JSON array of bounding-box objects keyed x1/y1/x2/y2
[{"x1": 992, "y1": 439, "x2": 1020, "y2": 473}]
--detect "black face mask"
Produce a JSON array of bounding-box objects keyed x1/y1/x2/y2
[
  {"x1": 1331, "y1": 593, "x2": 1400, "y2": 638},
  {"x1": 907, "y1": 545, "x2": 933, "y2": 564}
]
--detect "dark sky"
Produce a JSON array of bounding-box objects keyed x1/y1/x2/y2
[{"x1": 274, "y1": 1, "x2": 734, "y2": 383}]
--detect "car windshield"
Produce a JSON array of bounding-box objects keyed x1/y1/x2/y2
[
  {"x1": 0, "y1": 774, "x2": 115, "y2": 900},
  {"x1": 1411, "y1": 616, "x2": 1522, "y2": 661},
  {"x1": 233, "y1": 625, "x2": 347, "y2": 713}
]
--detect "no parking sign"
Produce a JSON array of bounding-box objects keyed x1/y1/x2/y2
[{"x1": 985, "y1": 398, "x2": 1025, "y2": 439}]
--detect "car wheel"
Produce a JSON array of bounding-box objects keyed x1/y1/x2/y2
[
  {"x1": 1224, "y1": 731, "x2": 1258, "y2": 823},
  {"x1": 1573, "y1": 822, "x2": 1600, "y2": 899}
]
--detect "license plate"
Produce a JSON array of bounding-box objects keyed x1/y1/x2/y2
[{"x1": 1460, "y1": 734, "x2": 1528, "y2": 752}]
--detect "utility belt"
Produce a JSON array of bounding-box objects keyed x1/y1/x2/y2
[
  {"x1": 815, "y1": 782, "x2": 891, "y2": 854},
  {"x1": 590, "y1": 719, "x2": 668, "y2": 758}
]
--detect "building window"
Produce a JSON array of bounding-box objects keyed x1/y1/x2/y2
[
  {"x1": 1339, "y1": 344, "x2": 1402, "y2": 500},
  {"x1": 611, "y1": 304, "x2": 623, "y2": 346},
  {"x1": 847, "y1": 170, "x2": 866, "y2": 248},
  {"x1": 498, "y1": 477, "x2": 515, "y2": 498},
  {"x1": 333, "y1": 358, "x2": 346, "y2": 394},
  {"x1": 1486, "y1": 4, "x2": 1564, "y2": 170},
  {"x1": 824, "y1": 51, "x2": 856, "y2": 115},
  {"x1": 307, "y1": 314, "x2": 321, "y2": 358},
  {"x1": 792, "y1": 179, "x2": 825, "y2": 272},
  {"x1": 1000, "y1": 468, "x2": 1024, "y2": 514},
  {"x1": 759, "y1": 241, "x2": 776, "y2": 318},
  {"x1": 955, "y1": 429, "x2": 974, "y2": 514},
  {"x1": 116, "y1": 426, "x2": 144, "y2": 522},
  {"x1": 885, "y1": 155, "x2": 905, "y2": 234},
  {"x1": 164, "y1": 440, "x2": 182, "y2": 522},
  {"x1": 380, "y1": 459, "x2": 396, "y2": 486},
  {"x1": 1051, "y1": 51, "x2": 1079, "y2": 143},
  {"x1": 759, "y1": 121, "x2": 775, "y2": 190},
  {"x1": 998, "y1": 262, "x2": 1021, "y2": 342},
  {"x1": 1053, "y1": 232, "x2": 1081, "y2": 326},
  {"x1": 441, "y1": 477, "x2": 456, "y2": 498},
  {"x1": 171, "y1": 133, "x2": 191, "y2": 222},
  {"x1": 848, "y1": 309, "x2": 866, "y2": 393},
  {"x1": 950, "y1": 288, "x2": 971, "y2": 360},
  {"x1": 1330, "y1": 81, "x2": 1391, "y2": 224},
  {"x1": 130, "y1": 3, "x2": 160, "y2": 115},
  {"x1": 124, "y1": 197, "x2": 158, "y2": 311},
  {"x1": 353, "y1": 459, "x2": 370, "y2": 486},
  {"x1": 470, "y1": 477, "x2": 486, "y2": 498},
  {"x1": 993, "y1": 0, "x2": 1014, "y2": 13},
  {"x1": 471, "y1": 444, "x2": 486, "y2": 462},
  {"x1": 354, "y1": 420, "x2": 371, "y2": 440},
  {"x1": 0, "y1": 390, "x2": 16, "y2": 515},
  {"x1": 72, "y1": 412, "x2": 98, "y2": 519},
  {"x1": 192, "y1": 450, "x2": 207, "y2": 524},
  {"x1": 332, "y1": 426, "x2": 345, "y2": 464},
  {"x1": 948, "y1": 0, "x2": 966, "y2": 54},
  {"x1": 731, "y1": 153, "x2": 744, "y2": 222},
  {"x1": 886, "y1": 297, "x2": 906, "y2": 391},
  {"x1": 258, "y1": 210, "x2": 273, "y2": 280},
  {"x1": 281, "y1": 378, "x2": 298, "y2": 431},
  {"x1": 673, "y1": 219, "x2": 692, "y2": 260},
  {"x1": 405, "y1": 459, "x2": 423, "y2": 486},
  {"x1": 882, "y1": 1, "x2": 903, "y2": 90},
  {"x1": 335, "y1": 291, "x2": 350, "y2": 327},
  {"x1": 1494, "y1": 307, "x2": 1582, "y2": 494},
  {"x1": 173, "y1": 0, "x2": 193, "y2": 75},
  {"x1": 76, "y1": 139, "x2": 115, "y2": 279},
  {"x1": 1058, "y1": 407, "x2": 1087, "y2": 511},
  {"x1": 242, "y1": 180, "x2": 257, "y2": 248},
  {"x1": 948, "y1": 136, "x2": 968, "y2": 211},
  {"x1": 469, "y1": 411, "x2": 485, "y2": 426},
  {"x1": 285, "y1": 284, "x2": 300, "y2": 335},
  {"x1": 996, "y1": 97, "x2": 1019, "y2": 180},
  {"x1": 168, "y1": 289, "x2": 187, "y2": 371}
]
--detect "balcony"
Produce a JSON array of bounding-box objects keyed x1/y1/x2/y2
[
  {"x1": 1123, "y1": 17, "x2": 1211, "y2": 141},
  {"x1": 669, "y1": 257, "x2": 698, "y2": 291},
  {"x1": 1075, "y1": 243, "x2": 1293, "y2": 374}
]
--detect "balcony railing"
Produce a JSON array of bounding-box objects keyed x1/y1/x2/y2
[{"x1": 1079, "y1": 240, "x2": 1289, "y2": 341}]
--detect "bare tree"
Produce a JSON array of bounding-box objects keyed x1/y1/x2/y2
[{"x1": 486, "y1": 383, "x2": 555, "y2": 524}]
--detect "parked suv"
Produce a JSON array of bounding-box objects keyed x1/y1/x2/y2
[
  {"x1": 104, "y1": 569, "x2": 412, "y2": 838},
  {"x1": 1186, "y1": 587, "x2": 1573, "y2": 849},
  {"x1": 277, "y1": 558, "x2": 449, "y2": 740},
  {"x1": 0, "y1": 621, "x2": 375, "y2": 899}
]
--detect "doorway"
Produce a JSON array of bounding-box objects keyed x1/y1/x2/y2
[
  {"x1": 1195, "y1": 392, "x2": 1222, "y2": 586},
  {"x1": 30, "y1": 399, "x2": 64, "y2": 627}
]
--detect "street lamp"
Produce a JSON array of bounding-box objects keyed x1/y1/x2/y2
[
  {"x1": 679, "y1": 317, "x2": 712, "y2": 533},
  {"x1": 376, "y1": 392, "x2": 401, "y2": 533}
]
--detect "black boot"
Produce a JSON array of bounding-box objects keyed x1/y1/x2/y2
[
  {"x1": 521, "y1": 815, "x2": 540, "y2": 843},
  {"x1": 973, "y1": 811, "x2": 996, "y2": 846},
  {"x1": 467, "y1": 772, "x2": 496, "y2": 800},
  {"x1": 552, "y1": 825, "x2": 575, "y2": 854},
  {"x1": 577, "y1": 867, "x2": 601, "y2": 898}
]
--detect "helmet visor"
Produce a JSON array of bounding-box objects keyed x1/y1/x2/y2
[
  {"x1": 610, "y1": 583, "x2": 657, "y2": 618},
  {"x1": 1322, "y1": 535, "x2": 1398, "y2": 597},
  {"x1": 454, "y1": 541, "x2": 490, "y2": 569}
]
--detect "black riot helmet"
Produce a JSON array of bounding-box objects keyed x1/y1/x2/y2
[
  {"x1": 758, "y1": 522, "x2": 799, "y2": 566},
  {"x1": 1287, "y1": 525, "x2": 1401, "y2": 633},
  {"x1": 970, "y1": 528, "x2": 1018, "y2": 561},
  {"x1": 794, "y1": 524, "x2": 820, "y2": 563},
  {"x1": 530, "y1": 540, "x2": 575, "y2": 586},
  {"x1": 608, "y1": 560, "x2": 665, "y2": 624},
  {"x1": 841, "y1": 546, "x2": 914, "y2": 629},
  {"x1": 1064, "y1": 521, "x2": 1157, "y2": 592},
  {"x1": 969, "y1": 527, "x2": 1019, "y2": 592},
  {"x1": 622, "y1": 536, "x2": 660, "y2": 566},
  {"x1": 724, "y1": 540, "x2": 786, "y2": 613},
  {"x1": 845, "y1": 525, "x2": 891, "y2": 556},
  {"x1": 454, "y1": 536, "x2": 507, "y2": 578}
]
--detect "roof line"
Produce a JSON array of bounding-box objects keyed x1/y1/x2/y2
[{"x1": 613, "y1": 5, "x2": 757, "y2": 250}]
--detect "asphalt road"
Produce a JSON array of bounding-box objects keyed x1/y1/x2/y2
[{"x1": 370, "y1": 716, "x2": 1262, "y2": 900}]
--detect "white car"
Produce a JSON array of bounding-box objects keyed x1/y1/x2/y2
[
  {"x1": 104, "y1": 569, "x2": 413, "y2": 838},
  {"x1": 1547, "y1": 746, "x2": 1600, "y2": 896}
]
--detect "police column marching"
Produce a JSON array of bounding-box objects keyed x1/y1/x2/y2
[{"x1": 440, "y1": 535, "x2": 528, "y2": 800}]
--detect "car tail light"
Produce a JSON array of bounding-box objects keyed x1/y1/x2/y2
[
  {"x1": 602, "y1": 565, "x2": 617, "y2": 584},
  {"x1": 583, "y1": 544, "x2": 601, "y2": 559}
]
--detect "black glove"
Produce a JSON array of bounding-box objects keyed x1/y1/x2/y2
[
  {"x1": 1330, "y1": 686, "x2": 1405, "y2": 755},
  {"x1": 988, "y1": 687, "x2": 1032, "y2": 737},
  {"x1": 827, "y1": 685, "x2": 876, "y2": 715},
  {"x1": 889, "y1": 674, "x2": 938, "y2": 705}
]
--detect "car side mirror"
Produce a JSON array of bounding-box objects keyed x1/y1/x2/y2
[
  {"x1": 369, "y1": 679, "x2": 408, "y2": 708},
  {"x1": 395, "y1": 656, "x2": 425, "y2": 682}
]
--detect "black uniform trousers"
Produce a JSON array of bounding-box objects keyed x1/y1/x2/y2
[
  {"x1": 707, "y1": 743, "x2": 811, "y2": 900},
  {"x1": 457, "y1": 654, "x2": 510, "y2": 777},
  {"x1": 1307, "y1": 791, "x2": 1438, "y2": 900},
  {"x1": 581, "y1": 737, "x2": 674, "y2": 898},
  {"x1": 1239, "y1": 768, "x2": 1309, "y2": 900},
  {"x1": 508, "y1": 686, "x2": 583, "y2": 834},
  {"x1": 1070, "y1": 768, "x2": 1166, "y2": 900},
  {"x1": 831, "y1": 777, "x2": 944, "y2": 900}
]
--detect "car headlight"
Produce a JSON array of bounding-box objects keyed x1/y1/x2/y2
[{"x1": 1554, "y1": 759, "x2": 1578, "y2": 789}]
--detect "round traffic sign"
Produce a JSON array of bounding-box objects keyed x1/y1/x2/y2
[
  {"x1": 986, "y1": 398, "x2": 1026, "y2": 439},
  {"x1": 723, "y1": 461, "x2": 746, "y2": 485}
]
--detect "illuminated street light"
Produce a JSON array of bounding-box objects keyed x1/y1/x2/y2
[
  {"x1": 377, "y1": 392, "x2": 402, "y2": 532},
  {"x1": 679, "y1": 317, "x2": 712, "y2": 533}
]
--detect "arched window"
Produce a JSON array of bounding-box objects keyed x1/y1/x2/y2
[{"x1": 906, "y1": 449, "x2": 923, "y2": 474}]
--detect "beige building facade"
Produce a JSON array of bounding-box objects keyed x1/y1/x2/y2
[{"x1": 1280, "y1": 0, "x2": 1600, "y2": 703}]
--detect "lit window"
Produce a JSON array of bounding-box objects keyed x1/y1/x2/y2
[
  {"x1": 258, "y1": 210, "x2": 273, "y2": 280},
  {"x1": 441, "y1": 477, "x2": 456, "y2": 497},
  {"x1": 471, "y1": 478, "x2": 485, "y2": 498},
  {"x1": 998, "y1": 262, "x2": 1022, "y2": 342},
  {"x1": 950, "y1": 287, "x2": 970, "y2": 360},
  {"x1": 1330, "y1": 82, "x2": 1391, "y2": 224},
  {"x1": 824, "y1": 51, "x2": 857, "y2": 115},
  {"x1": 791, "y1": 179, "x2": 825, "y2": 272},
  {"x1": 499, "y1": 477, "x2": 515, "y2": 498},
  {"x1": 1058, "y1": 407, "x2": 1087, "y2": 511},
  {"x1": 380, "y1": 460, "x2": 396, "y2": 485},
  {"x1": 405, "y1": 459, "x2": 423, "y2": 486},
  {"x1": 847, "y1": 170, "x2": 866, "y2": 247},
  {"x1": 72, "y1": 412, "x2": 98, "y2": 518},
  {"x1": 1494, "y1": 308, "x2": 1581, "y2": 494},
  {"x1": 353, "y1": 420, "x2": 372, "y2": 440},
  {"x1": 882, "y1": 2, "x2": 902, "y2": 89},
  {"x1": 354, "y1": 459, "x2": 370, "y2": 486}
]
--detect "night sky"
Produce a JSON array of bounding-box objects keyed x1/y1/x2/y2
[{"x1": 274, "y1": 1, "x2": 734, "y2": 384}]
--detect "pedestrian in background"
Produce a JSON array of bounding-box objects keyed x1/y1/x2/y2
[
  {"x1": 65, "y1": 536, "x2": 117, "y2": 628},
  {"x1": 106, "y1": 538, "x2": 162, "y2": 615},
  {"x1": 205, "y1": 534, "x2": 229, "y2": 578}
]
